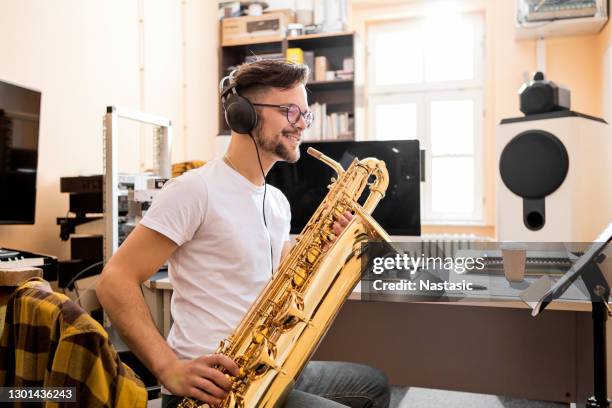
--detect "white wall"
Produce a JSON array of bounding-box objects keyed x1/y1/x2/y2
[
  {"x1": 0, "y1": 0, "x2": 219, "y2": 259},
  {"x1": 603, "y1": 45, "x2": 612, "y2": 235},
  {"x1": 604, "y1": 45, "x2": 612, "y2": 123}
]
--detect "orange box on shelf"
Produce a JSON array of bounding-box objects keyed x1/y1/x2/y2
[{"x1": 221, "y1": 12, "x2": 295, "y2": 46}]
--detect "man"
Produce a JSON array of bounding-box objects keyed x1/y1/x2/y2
[{"x1": 96, "y1": 60, "x2": 390, "y2": 408}]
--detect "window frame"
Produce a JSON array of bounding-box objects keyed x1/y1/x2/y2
[
  {"x1": 424, "y1": 89, "x2": 484, "y2": 223},
  {"x1": 366, "y1": 11, "x2": 486, "y2": 225},
  {"x1": 367, "y1": 13, "x2": 485, "y2": 95}
]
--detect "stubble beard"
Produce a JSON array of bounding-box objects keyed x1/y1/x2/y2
[{"x1": 253, "y1": 121, "x2": 300, "y2": 163}]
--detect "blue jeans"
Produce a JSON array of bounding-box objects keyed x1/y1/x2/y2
[{"x1": 162, "y1": 361, "x2": 390, "y2": 408}]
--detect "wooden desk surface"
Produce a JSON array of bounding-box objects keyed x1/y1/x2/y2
[
  {"x1": 0, "y1": 267, "x2": 43, "y2": 286},
  {"x1": 143, "y1": 273, "x2": 599, "y2": 313}
]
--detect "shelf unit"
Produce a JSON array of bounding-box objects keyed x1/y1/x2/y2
[{"x1": 218, "y1": 31, "x2": 357, "y2": 141}]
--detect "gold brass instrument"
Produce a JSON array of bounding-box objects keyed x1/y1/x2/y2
[{"x1": 178, "y1": 147, "x2": 392, "y2": 408}]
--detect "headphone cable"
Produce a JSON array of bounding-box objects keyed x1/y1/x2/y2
[{"x1": 249, "y1": 133, "x2": 274, "y2": 276}]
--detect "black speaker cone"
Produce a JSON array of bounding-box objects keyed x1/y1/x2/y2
[{"x1": 499, "y1": 130, "x2": 569, "y2": 231}]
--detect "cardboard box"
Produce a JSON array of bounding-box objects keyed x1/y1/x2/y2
[
  {"x1": 73, "y1": 274, "x2": 101, "y2": 313},
  {"x1": 222, "y1": 12, "x2": 294, "y2": 46}
]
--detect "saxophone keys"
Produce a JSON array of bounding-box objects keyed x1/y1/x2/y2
[
  {"x1": 247, "y1": 340, "x2": 279, "y2": 377},
  {"x1": 282, "y1": 306, "x2": 306, "y2": 329},
  {"x1": 306, "y1": 246, "x2": 320, "y2": 264},
  {"x1": 273, "y1": 291, "x2": 306, "y2": 330},
  {"x1": 252, "y1": 325, "x2": 269, "y2": 344},
  {"x1": 292, "y1": 274, "x2": 306, "y2": 287},
  {"x1": 225, "y1": 390, "x2": 244, "y2": 408},
  {"x1": 292, "y1": 265, "x2": 308, "y2": 287}
]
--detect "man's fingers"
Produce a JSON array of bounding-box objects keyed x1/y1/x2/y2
[
  {"x1": 334, "y1": 210, "x2": 353, "y2": 227},
  {"x1": 188, "y1": 386, "x2": 222, "y2": 407},
  {"x1": 203, "y1": 354, "x2": 240, "y2": 376},
  {"x1": 193, "y1": 365, "x2": 233, "y2": 391},
  {"x1": 191, "y1": 376, "x2": 227, "y2": 399},
  {"x1": 336, "y1": 215, "x2": 349, "y2": 227},
  {"x1": 326, "y1": 207, "x2": 359, "y2": 245}
]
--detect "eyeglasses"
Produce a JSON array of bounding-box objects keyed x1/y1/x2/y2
[{"x1": 252, "y1": 103, "x2": 314, "y2": 129}]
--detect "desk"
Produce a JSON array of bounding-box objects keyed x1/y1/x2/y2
[
  {"x1": 143, "y1": 272, "x2": 611, "y2": 406},
  {"x1": 142, "y1": 272, "x2": 364, "y2": 338},
  {"x1": 142, "y1": 271, "x2": 173, "y2": 338}
]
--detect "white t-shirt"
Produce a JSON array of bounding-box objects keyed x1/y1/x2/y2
[{"x1": 140, "y1": 159, "x2": 291, "y2": 360}]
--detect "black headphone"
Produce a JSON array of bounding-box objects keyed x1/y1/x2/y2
[{"x1": 220, "y1": 70, "x2": 258, "y2": 134}]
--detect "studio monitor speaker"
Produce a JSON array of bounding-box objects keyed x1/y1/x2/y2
[{"x1": 497, "y1": 111, "x2": 611, "y2": 242}]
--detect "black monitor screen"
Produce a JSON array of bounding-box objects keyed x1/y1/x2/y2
[
  {"x1": 267, "y1": 140, "x2": 421, "y2": 236},
  {"x1": 0, "y1": 80, "x2": 41, "y2": 224}
]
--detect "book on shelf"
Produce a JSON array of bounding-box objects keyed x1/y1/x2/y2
[
  {"x1": 303, "y1": 103, "x2": 352, "y2": 141},
  {"x1": 286, "y1": 48, "x2": 304, "y2": 64},
  {"x1": 334, "y1": 70, "x2": 354, "y2": 80},
  {"x1": 244, "y1": 53, "x2": 285, "y2": 64},
  {"x1": 303, "y1": 51, "x2": 315, "y2": 81}
]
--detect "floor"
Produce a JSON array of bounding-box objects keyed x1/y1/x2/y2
[{"x1": 389, "y1": 386, "x2": 569, "y2": 408}]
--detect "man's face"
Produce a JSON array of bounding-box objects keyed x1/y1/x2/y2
[{"x1": 251, "y1": 84, "x2": 309, "y2": 163}]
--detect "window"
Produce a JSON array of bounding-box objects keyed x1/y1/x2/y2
[{"x1": 367, "y1": 12, "x2": 485, "y2": 223}]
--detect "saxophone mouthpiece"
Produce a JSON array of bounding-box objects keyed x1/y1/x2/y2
[{"x1": 307, "y1": 147, "x2": 322, "y2": 159}]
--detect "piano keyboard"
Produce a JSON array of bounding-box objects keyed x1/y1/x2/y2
[{"x1": 0, "y1": 257, "x2": 47, "y2": 269}]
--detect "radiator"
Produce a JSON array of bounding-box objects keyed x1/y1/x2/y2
[{"x1": 416, "y1": 234, "x2": 494, "y2": 259}]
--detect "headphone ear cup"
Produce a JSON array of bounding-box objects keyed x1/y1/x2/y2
[{"x1": 224, "y1": 94, "x2": 258, "y2": 134}]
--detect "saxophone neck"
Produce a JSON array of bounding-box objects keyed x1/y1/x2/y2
[
  {"x1": 307, "y1": 146, "x2": 389, "y2": 215},
  {"x1": 359, "y1": 158, "x2": 389, "y2": 215},
  {"x1": 307, "y1": 147, "x2": 345, "y2": 177}
]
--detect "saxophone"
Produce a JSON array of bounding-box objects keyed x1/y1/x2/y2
[{"x1": 178, "y1": 147, "x2": 392, "y2": 408}]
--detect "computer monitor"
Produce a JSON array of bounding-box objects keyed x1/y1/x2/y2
[
  {"x1": 0, "y1": 79, "x2": 41, "y2": 224},
  {"x1": 267, "y1": 140, "x2": 421, "y2": 236}
]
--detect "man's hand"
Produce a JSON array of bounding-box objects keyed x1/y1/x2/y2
[
  {"x1": 159, "y1": 354, "x2": 240, "y2": 405},
  {"x1": 321, "y1": 210, "x2": 355, "y2": 251},
  {"x1": 332, "y1": 210, "x2": 354, "y2": 236}
]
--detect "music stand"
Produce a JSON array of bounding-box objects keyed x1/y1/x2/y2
[{"x1": 521, "y1": 223, "x2": 612, "y2": 407}]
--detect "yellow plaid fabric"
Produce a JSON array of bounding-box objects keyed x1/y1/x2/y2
[
  {"x1": 0, "y1": 278, "x2": 147, "y2": 407},
  {"x1": 172, "y1": 160, "x2": 206, "y2": 178}
]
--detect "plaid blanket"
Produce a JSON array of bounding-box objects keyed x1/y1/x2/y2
[{"x1": 0, "y1": 277, "x2": 147, "y2": 407}]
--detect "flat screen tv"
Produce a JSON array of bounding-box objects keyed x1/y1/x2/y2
[
  {"x1": 0, "y1": 79, "x2": 41, "y2": 224},
  {"x1": 267, "y1": 140, "x2": 421, "y2": 236}
]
